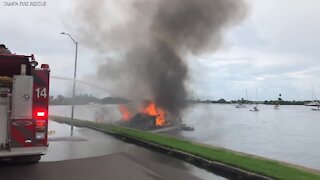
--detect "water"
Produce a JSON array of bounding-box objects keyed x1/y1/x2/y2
[{"x1": 49, "y1": 104, "x2": 320, "y2": 170}]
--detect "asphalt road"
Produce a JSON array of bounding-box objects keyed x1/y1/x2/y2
[
  {"x1": 0, "y1": 153, "x2": 202, "y2": 180},
  {"x1": 0, "y1": 121, "x2": 224, "y2": 180}
]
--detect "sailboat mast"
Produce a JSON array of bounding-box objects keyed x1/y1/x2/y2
[
  {"x1": 312, "y1": 86, "x2": 314, "y2": 101},
  {"x1": 255, "y1": 87, "x2": 258, "y2": 104},
  {"x1": 246, "y1": 88, "x2": 248, "y2": 103}
]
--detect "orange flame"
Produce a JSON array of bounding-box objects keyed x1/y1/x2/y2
[
  {"x1": 142, "y1": 102, "x2": 166, "y2": 127},
  {"x1": 118, "y1": 105, "x2": 132, "y2": 121}
]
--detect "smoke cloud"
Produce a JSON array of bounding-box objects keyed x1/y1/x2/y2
[{"x1": 71, "y1": 0, "x2": 247, "y2": 118}]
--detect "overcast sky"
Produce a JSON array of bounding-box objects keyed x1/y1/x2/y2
[{"x1": 1, "y1": 0, "x2": 320, "y2": 101}]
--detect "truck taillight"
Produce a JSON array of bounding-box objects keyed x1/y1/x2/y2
[
  {"x1": 36, "y1": 132, "x2": 45, "y2": 139},
  {"x1": 35, "y1": 110, "x2": 47, "y2": 119},
  {"x1": 37, "y1": 111, "x2": 45, "y2": 117},
  {"x1": 36, "y1": 120, "x2": 46, "y2": 139},
  {"x1": 36, "y1": 120, "x2": 46, "y2": 127}
]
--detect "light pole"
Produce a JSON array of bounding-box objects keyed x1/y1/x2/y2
[{"x1": 61, "y1": 32, "x2": 78, "y2": 137}]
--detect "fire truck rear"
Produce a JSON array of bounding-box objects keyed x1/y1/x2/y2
[{"x1": 0, "y1": 53, "x2": 49, "y2": 163}]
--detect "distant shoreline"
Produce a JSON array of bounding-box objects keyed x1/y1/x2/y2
[{"x1": 49, "y1": 94, "x2": 315, "y2": 106}]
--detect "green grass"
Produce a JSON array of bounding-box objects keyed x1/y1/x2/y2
[{"x1": 50, "y1": 116, "x2": 320, "y2": 180}]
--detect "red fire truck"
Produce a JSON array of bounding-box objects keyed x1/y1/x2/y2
[{"x1": 0, "y1": 52, "x2": 49, "y2": 163}]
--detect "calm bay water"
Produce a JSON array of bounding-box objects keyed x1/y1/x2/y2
[
  {"x1": 49, "y1": 104, "x2": 320, "y2": 170},
  {"x1": 178, "y1": 104, "x2": 320, "y2": 170}
]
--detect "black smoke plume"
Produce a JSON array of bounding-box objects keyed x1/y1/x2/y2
[{"x1": 72, "y1": 0, "x2": 247, "y2": 118}]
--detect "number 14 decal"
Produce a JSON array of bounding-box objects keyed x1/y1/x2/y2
[{"x1": 35, "y1": 88, "x2": 47, "y2": 98}]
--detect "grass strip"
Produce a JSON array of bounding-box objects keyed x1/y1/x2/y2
[{"x1": 50, "y1": 116, "x2": 320, "y2": 180}]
